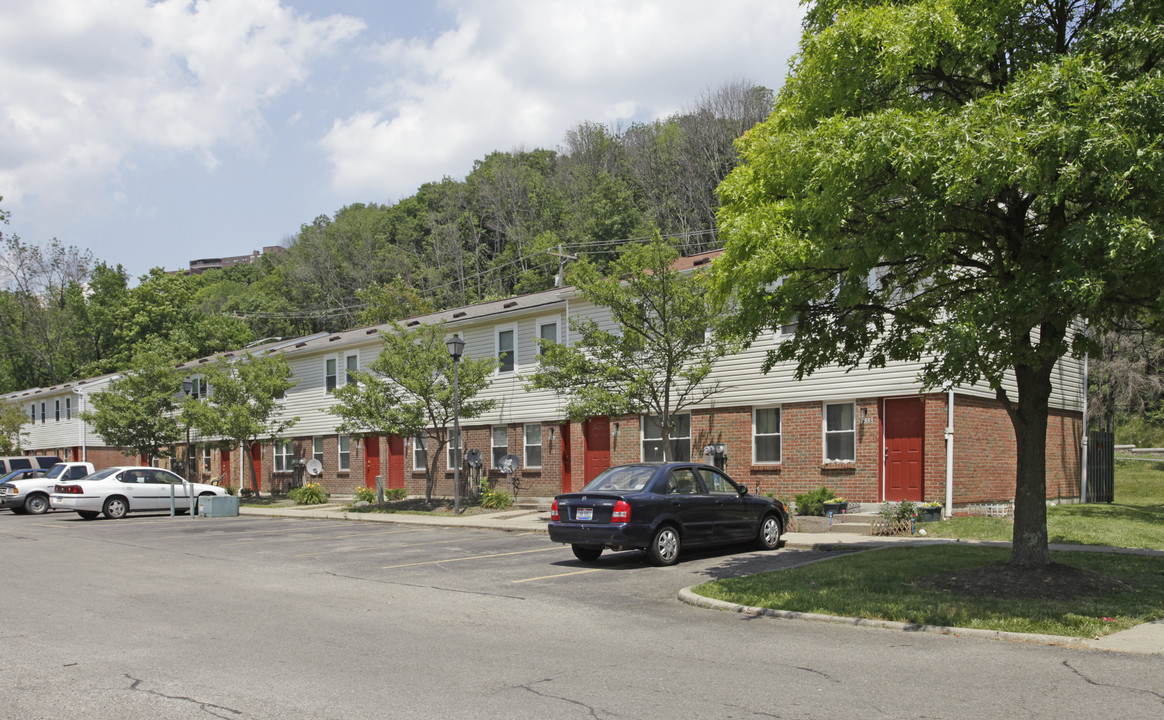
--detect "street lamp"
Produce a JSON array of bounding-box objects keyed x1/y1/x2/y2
[
  {"x1": 182, "y1": 379, "x2": 193, "y2": 482},
  {"x1": 447, "y1": 334, "x2": 465, "y2": 514}
]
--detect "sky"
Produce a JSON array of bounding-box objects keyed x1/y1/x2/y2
[{"x1": 0, "y1": 0, "x2": 805, "y2": 279}]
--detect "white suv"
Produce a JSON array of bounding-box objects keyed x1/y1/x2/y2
[{"x1": 0, "y1": 462, "x2": 95, "y2": 515}]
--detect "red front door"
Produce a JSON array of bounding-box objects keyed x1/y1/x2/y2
[
  {"x1": 387, "y1": 435, "x2": 405, "y2": 489},
  {"x1": 221, "y1": 448, "x2": 231, "y2": 486},
  {"x1": 583, "y1": 416, "x2": 611, "y2": 486},
  {"x1": 364, "y1": 436, "x2": 381, "y2": 489},
  {"x1": 884, "y1": 398, "x2": 925, "y2": 501},
  {"x1": 250, "y1": 443, "x2": 263, "y2": 493}
]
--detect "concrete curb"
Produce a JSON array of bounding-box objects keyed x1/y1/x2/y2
[{"x1": 677, "y1": 587, "x2": 1087, "y2": 648}]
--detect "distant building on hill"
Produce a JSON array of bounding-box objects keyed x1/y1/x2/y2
[{"x1": 188, "y1": 246, "x2": 283, "y2": 275}]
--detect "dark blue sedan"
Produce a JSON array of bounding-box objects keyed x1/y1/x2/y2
[{"x1": 548, "y1": 463, "x2": 790, "y2": 566}]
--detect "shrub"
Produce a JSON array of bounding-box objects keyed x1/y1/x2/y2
[
  {"x1": 479, "y1": 486, "x2": 513, "y2": 509},
  {"x1": 353, "y1": 486, "x2": 376, "y2": 503},
  {"x1": 879, "y1": 500, "x2": 917, "y2": 522},
  {"x1": 223, "y1": 484, "x2": 237, "y2": 497},
  {"x1": 385, "y1": 487, "x2": 407, "y2": 501},
  {"x1": 239, "y1": 487, "x2": 254, "y2": 499},
  {"x1": 794, "y1": 486, "x2": 837, "y2": 516},
  {"x1": 290, "y1": 482, "x2": 328, "y2": 505}
]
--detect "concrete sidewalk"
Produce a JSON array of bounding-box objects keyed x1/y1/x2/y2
[{"x1": 237, "y1": 503, "x2": 1163, "y2": 655}]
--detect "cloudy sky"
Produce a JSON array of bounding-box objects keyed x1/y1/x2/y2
[{"x1": 0, "y1": 0, "x2": 805, "y2": 278}]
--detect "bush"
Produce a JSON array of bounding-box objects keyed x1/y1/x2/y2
[
  {"x1": 479, "y1": 486, "x2": 513, "y2": 510},
  {"x1": 239, "y1": 487, "x2": 253, "y2": 499},
  {"x1": 223, "y1": 484, "x2": 237, "y2": 497},
  {"x1": 385, "y1": 487, "x2": 407, "y2": 501},
  {"x1": 879, "y1": 500, "x2": 917, "y2": 522},
  {"x1": 794, "y1": 486, "x2": 837, "y2": 516},
  {"x1": 290, "y1": 482, "x2": 328, "y2": 505},
  {"x1": 354, "y1": 486, "x2": 376, "y2": 503}
]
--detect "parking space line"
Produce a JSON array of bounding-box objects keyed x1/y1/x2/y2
[
  {"x1": 512, "y1": 567, "x2": 607, "y2": 583},
  {"x1": 381, "y1": 546, "x2": 565, "y2": 569},
  {"x1": 221, "y1": 527, "x2": 436, "y2": 547}
]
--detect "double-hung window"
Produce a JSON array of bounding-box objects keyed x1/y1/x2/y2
[
  {"x1": 753, "y1": 407, "x2": 782, "y2": 464},
  {"x1": 344, "y1": 353, "x2": 359, "y2": 385},
  {"x1": 313, "y1": 438, "x2": 325, "y2": 466},
  {"x1": 274, "y1": 440, "x2": 293, "y2": 472},
  {"x1": 824, "y1": 402, "x2": 856, "y2": 461},
  {"x1": 413, "y1": 436, "x2": 427, "y2": 471},
  {"x1": 496, "y1": 327, "x2": 515, "y2": 373},
  {"x1": 524, "y1": 424, "x2": 542, "y2": 468},
  {"x1": 201, "y1": 446, "x2": 211, "y2": 473},
  {"x1": 447, "y1": 428, "x2": 462, "y2": 470},
  {"x1": 55, "y1": 400, "x2": 60, "y2": 422},
  {"x1": 642, "y1": 414, "x2": 691, "y2": 462},
  {"x1": 30, "y1": 404, "x2": 35, "y2": 423},
  {"x1": 65, "y1": 398, "x2": 71, "y2": 420},
  {"x1": 537, "y1": 319, "x2": 558, "y2": 355},
  {"x1": 338, "y1": 435, "x2": 351, "y2": 472},
  {"x1": 491, "y1": 426, "x2": 508, "y2": 468},
  {"x1": 325, "y1": 358, "x2": 337, "y2": 393}
]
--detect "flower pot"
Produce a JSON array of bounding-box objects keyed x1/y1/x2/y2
[
  {"x1": 822, "y1": 501, "x2": 848, "y2": 515},
  {"x1": 917, "y1": 506, "x2": 942, "y2": 522}
]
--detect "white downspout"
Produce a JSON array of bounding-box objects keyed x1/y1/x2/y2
[
  {"x1": 1081, "y1": 349, "x2": 1090, "y2": 502},
  {"x1": 76, "y1": 389, "x2": 88, "y2": 463},
  {"x1": 944, "y1": 389, "x2": 954, "y2": 518}
]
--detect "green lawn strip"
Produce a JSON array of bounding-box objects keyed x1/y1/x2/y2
[{"x1": 692, "y1": 545, "x2": 1164, "y2": 638}]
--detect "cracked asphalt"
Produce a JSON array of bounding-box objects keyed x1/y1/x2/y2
[{"x1": 1, "y1": 513, "x2": 1161, "y2": 719}]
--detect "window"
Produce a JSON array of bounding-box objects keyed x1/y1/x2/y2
[
  {"x1": 824, "y1": 402, "x2": 856, "y2": 461},
  {"x1": 41, "y1": 403, "x2": 45, "y2": 424},
  {"x1": 537, "y1": 320, "x2": 558, "y2": 355},
  {"x1": 753, "y1": 407, "x2": 782, "y2": 464},
  {"x1": 524, "y1": 424, "x2": 542, "y2": 468},
  {"x1": 642, "y1": 414, "x2": 691, "y2": 462},
  {"x1": 665, "y1": 468, "x2": 700, "y2": 494},
  {"x1": 65, "y1": 398, "x2": 71, "y2": 420},
  {"x1": 413, "y1": 435, "x2": 427, "y2": 471},
  {"x1": 699, "y1": 467, "x2": 740, "y2": 496},
  {"x1": 492, "y1": 426, "x2": 508, "y2": 468},
  {"x1": 55, "y1": 400, "x2": 60, "y2": 422},
  {"x1": 338, "y1": 435, "x2": 351, "y2": 472},
  {"x1": 30, "y1": 404, "x2": 35, "y2": 423},
  {"x1": 496, "y1": 327, "x2": 515, "y2": 373},
  {"x1": 447, "y1": 428, "x2": 462, "y2": 469},
  {"x1": 201, "y1": 446, "x2": 211, "y2": 473},
  {"x1": 325, "y1": 358, "x2": 337, "y2": 393},
  {"x1": 313, "y1": 437, "x2": 324, "y2": 465},
  {"x1": 189, "y1": 376, "x2": 209, "y2": 399},
  {"x1": 274, "y1": 440, "x2": 293, "y2": 472},
  {"x1": 344, "y1": 353, "x2": 359, "y2": 385}
]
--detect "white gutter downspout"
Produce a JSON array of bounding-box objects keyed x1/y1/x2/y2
[
  {"x1": 1081, "y1": 349, "x2": 1090, "y2": 502},
  {"x1": 75, "y1": 389, "x2": 89, "y2": 463},
  {"x1": 944, "y1": 389, "x2": 954, "y2": 518}
]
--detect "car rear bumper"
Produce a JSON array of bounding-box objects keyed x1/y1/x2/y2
[
  {"x1": 50, "y1": 495, "x2": 101, "y2": 512},
  {"x1": 548, "y1": 522, "x2": 654, "y2": 549}
]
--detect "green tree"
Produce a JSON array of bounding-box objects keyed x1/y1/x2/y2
[
  {"x1": 79, "y1": 342, "x2": 186, "y2": 463},
  {"x1": 0, "y1": 402, "x2": 30, "y2": 454},
  {"x1": 331, "y1": 323, "x2": 497, "y2": 503},
  {"x1": 713, "y1": 0, "x2": 1164, "y2": 567},
  {"x1": 182, "y1": 353, "x2": 298, "y2": 494},
  {"x1": 527, "y1": 238, "x2": 737, "y2": 459}
]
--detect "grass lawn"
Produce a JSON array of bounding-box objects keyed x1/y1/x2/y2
[
  {"x1": 924, "y1": 460, "x2": 1164, "y2": 549},
  {"x1": 692, "y1": 545, "x2": 1164, "y2": 637}
]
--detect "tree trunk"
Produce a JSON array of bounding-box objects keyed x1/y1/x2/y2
[
  {"x1": 243, "y1": 439, "x2": 260, "y2": 495},
  {"x1": 1006, "y1": 362, "x2": 1055, "y2": 567}
]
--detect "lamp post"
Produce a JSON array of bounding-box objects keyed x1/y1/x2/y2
[
  {"x1": 182, "y1": 379, "x2": 193, "y2": 482},
  {"x1": 447, "y1": 333, "x2": 465, "y2": 515}
]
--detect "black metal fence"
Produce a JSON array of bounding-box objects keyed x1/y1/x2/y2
[{"x1": 1087, "y1": 430, "x2": 1114, "y2": 503}]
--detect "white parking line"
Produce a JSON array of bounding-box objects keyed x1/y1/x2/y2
[{"x1": 381, "y1": 546, "x2": 565, "y2": 570}]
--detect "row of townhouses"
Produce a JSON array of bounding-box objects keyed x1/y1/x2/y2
[{"x1": 6, "y1": 251, "x2": 1086, "y2": 509}]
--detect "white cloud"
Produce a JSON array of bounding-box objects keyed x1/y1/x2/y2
[
  {"x1": 321, "y1": 0, "x2": 804, "y2": 200},
  {"x1": 0, "y1": 0, "x2": 365, "y2": 207}
]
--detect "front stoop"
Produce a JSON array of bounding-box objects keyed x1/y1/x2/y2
[{"x1": 793, "y1": 512, "x2": 880, "y2": 535}]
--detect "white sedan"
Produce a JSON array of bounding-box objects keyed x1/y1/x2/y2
[{"x1": 51, "y1": 466, "x2": 227, "y2": 520}]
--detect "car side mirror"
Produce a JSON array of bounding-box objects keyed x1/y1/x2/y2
[{"x1": 739, "y1": 484, "x2": 749, "y2": 496}]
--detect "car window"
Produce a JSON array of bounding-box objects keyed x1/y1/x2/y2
[
  {"x1": 120, "y1": 471, "x2": 145, "y2": 484},
  {"x1": 665, "y1": 469, "x2": 701, "y2": 495},
  {"x1": 149, "y1": 470, "x2": 181, "y2": 485},
  {"x1": 582, "y1": 466, "x2": 656, "y2": 493},
  {"x1": 698, "y1": 468, "x2": 740, "y2": 496},
  {"x1": 66, "y1": 466, "x2": 87, "y2": 479}
]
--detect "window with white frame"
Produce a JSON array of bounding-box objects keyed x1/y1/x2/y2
[
  {"x1": 824, "y1": 402, "x2": 856, "y2": 461},
  {"x1": 338, "y1": 435, "x2": 351, "y2": 471},
  {"x1": 447, "y1": 428, "x2": 462, "y2": 469},
  {"x1": 40, "y1": 402, "x2": 45, "y2": 424},
  {"x1": 274, "y1": 440, "x2": 293, "y2": 472},
  {"x1": 496, "y1": 327, "x2": 515, "y2": 373},
  {"x1": 55, "y1": 400, "x2": 60, "y2": 422},
  {"x1": 753, "y1": 407, "x2": 782, "y2": 464},
  {"x1": 189, "y1": 376, "x2": 209, "y2": 399},
  {"x1": 642, "y1": 414, "x2": 691, "y2": 462},
  {"x1": 65, "y1": 398, "x2": 71, "y2": 420},
  {"x1": 30, "y1": 404, "x2": 35, "y2": 423},
  {"x1": 537, "y1": 319, "x2": 558, "y2": 355},
  {"x1": 491, "y1": 426, "x2": 508, "y2": 468},
  {"x1": 202, "y1": 446, "x2": 211, "y2": 473},
  {"x1": 313, "y1": 437, "x2": 324, "y2": 465},
  {"x1": 344, "y1": 353, "x2": 359, "y2": 385},
  {"x1": 524, "y1": 424, "x2": 542, "y2": 468},
  {"x1": 413, "y1": 435, "x2": 427, "y2": 471},
  {"x1": 325, "y1": 358, "x2": 337, "y2": 393}
]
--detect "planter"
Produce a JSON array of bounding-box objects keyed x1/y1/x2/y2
[
  {"x1": 822, "y1": 501, "x2": 848, "y2": 515},
  {"x1": 917, "y1": 506, "x2": 942, "y2": 522}
]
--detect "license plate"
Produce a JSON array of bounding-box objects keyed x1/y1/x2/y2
[{"x1": 576, "y1": 507, "x2": 593, "y2": 521}]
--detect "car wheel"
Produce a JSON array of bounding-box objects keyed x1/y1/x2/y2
[
  {"x1": 756, "y1": 513, "x2": 782, "y2": 550},
  {"x1": 77, "y1": 511, "x2": 100, "y2": 520},
  {"x1": 102, "y1": 496, "x2": 128, "y2": 519},
  {"x1": 571, "y1": 544, "x2": 603, "y2": 562},
  {"x1": 647, "y1": 525, "x2": 681, "y2": 566},
  {"x1": 25, "y1": 493, "x2": 50, "y2": 515}
]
